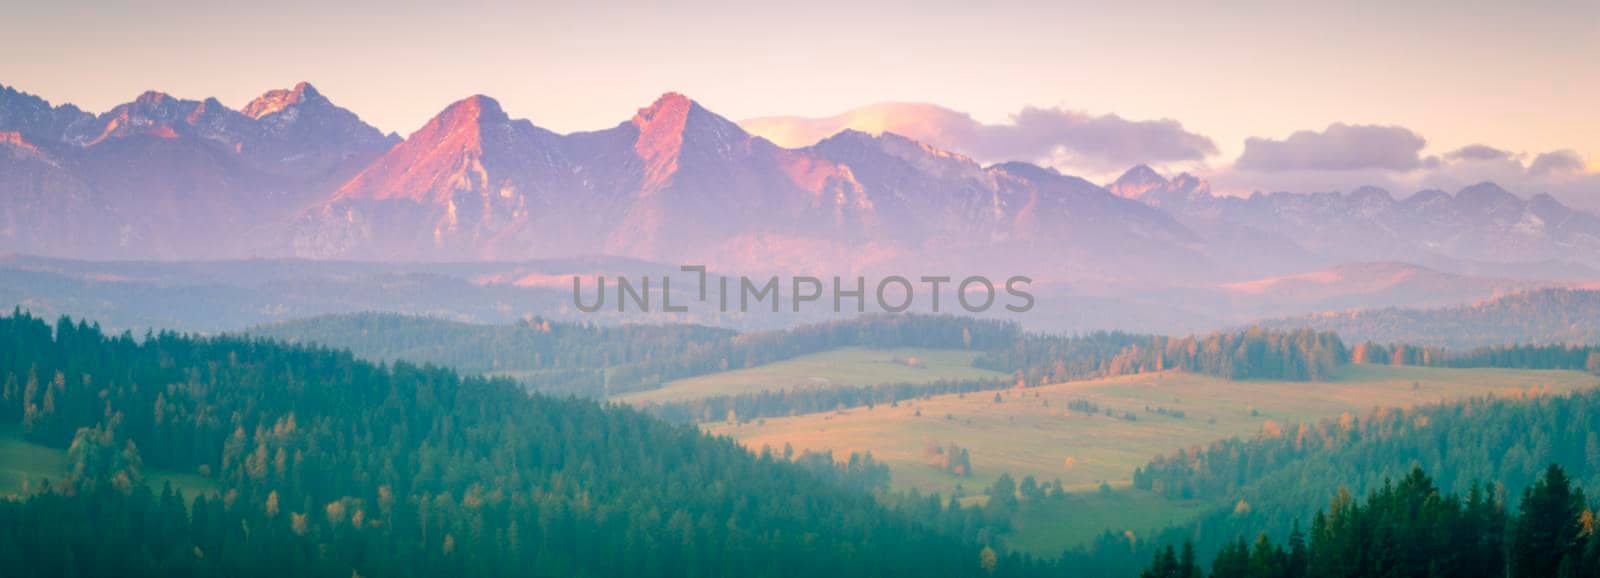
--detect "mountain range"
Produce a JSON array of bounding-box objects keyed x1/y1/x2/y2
[
  {"x1": 3, "y1": 82, "x2": 1598, "y2": 287},
  {"x1": 0, "y1": 82, "x2": 395, "y2": 259},
  {"x1": 1109, "y1": 165, "x2": 1600, "y2": 277}
]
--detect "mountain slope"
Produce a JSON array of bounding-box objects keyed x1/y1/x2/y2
[
  {"x1": 239, "y1": 81, "x2": 398, "y2": 180},
  {"x1": 296, "y1": 95, "x2": 576, "y2": 259}
]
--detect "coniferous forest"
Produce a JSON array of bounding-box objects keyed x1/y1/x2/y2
[
  {"x1": 0, "y1": 311, "x2": 1059, "y2": 578},
  {"x1": 1138, "y1": 465, "x2": 1599, "y2": 578}
]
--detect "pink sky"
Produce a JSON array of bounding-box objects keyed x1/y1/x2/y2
[{"x1": 3, "y1": 0, "x2": 1596, "y2": 198}]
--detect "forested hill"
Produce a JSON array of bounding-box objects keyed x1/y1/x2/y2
[
  {"x1": 249, "y1": 312, "x2": 737, "y2": 375},
  {"x1": 1255, "y1": 288, "x2": 1600, "y2": 349},
  {"x1": 1061, "y1": 383, "x2": 1600, "y2": 576},
  {"x1": 0, "y1": 311, "x2": 1058, "y2": 578},
  {"x1": 248, "y1": 312, "x2": 738, "y2": 396},
  {"x1": 248, "y1": 312, "x2": 1024, "y2": 397}
]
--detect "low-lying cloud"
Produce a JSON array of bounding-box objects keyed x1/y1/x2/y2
[
  {"x1": 1214, "y1": 125, "x2": 1596, "y2": 211},
  {"x1": 1445, "y1": 144, "x2": 1513, "y2": 162},
  {"x1": 1235, "y1": 124, "x2": 1428, "y2": 172},
  {"x1": 740, "y1": 102, "x2": 1217, "y2": 174},
  {"x1": 1528, "y1": 150, "x2": 1587, "y2": 177}
]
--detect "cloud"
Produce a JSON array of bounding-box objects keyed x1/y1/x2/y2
[
  {"x1": 1445, "y1": 144, "x2": 1513, "y2": 162},
  {"x1": 1527, "y1": 149, "x2": 1587, "y2": 177},
  {"x1": 1235, "y1": 123, "x2": 1428, "y2": 172},
  {"x1": 740, "y1": 103, "x2": 976, "y2": 151},
  {"x1": 740, "y1": 102, "x2": 1217, "y2": 174},
  {"x1": 745, "y1": 108, "x2": 1600, "y2": 212},
  {"x1": 1209, "y1": 137, "x2": 1600, "y2": 213}
]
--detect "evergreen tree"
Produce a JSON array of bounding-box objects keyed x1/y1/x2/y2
[{"x1": 1512, "y1": 465, "x2": 1588, "y2": 578}]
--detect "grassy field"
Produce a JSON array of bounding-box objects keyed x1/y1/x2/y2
[
  {"x1": 0, "y1": 426, "x2": 65, "y2": 496},
  {"x1": 706, "y1": 363, "x2": 1597, "y2": 554},
  {"x1": 707, "y1": 364, "x2": 1599, "y2": 496},
  {"x1": 950, "y1": 484, "x2": 1222, "y2": 556},
  {"x1": 0, "y1": 425, "x2": 220, "y2": 499},
  {"x1": 614, "y1": 347, "x2": 1006, "y2": 405},
  {"x1": 1005, "y1": 488, "x2": 1219, "y2": 555}
]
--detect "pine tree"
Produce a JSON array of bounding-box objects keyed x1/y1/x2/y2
[
  {"x1": 1179, "y1": 541, "x2": 1203, "y2": 578},
  {"x1": 1512, "y1": 464, "x2": 1588, "y2": 578},
  {"x1": 1286, "y1": 521, "x2": 1307, "y2": 578}
]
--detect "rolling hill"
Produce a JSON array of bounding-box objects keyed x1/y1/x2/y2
[{"x1": 1256, "y1": 287, "x2": 1600, "y2": 348}]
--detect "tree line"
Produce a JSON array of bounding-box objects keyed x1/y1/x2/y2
[
  {"x1": 976, "y1": 327, "x2": 1346, "y2": 385},
  {"x1": 1351, "y1": 341, "x2": 1600, "y2": 373}
]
